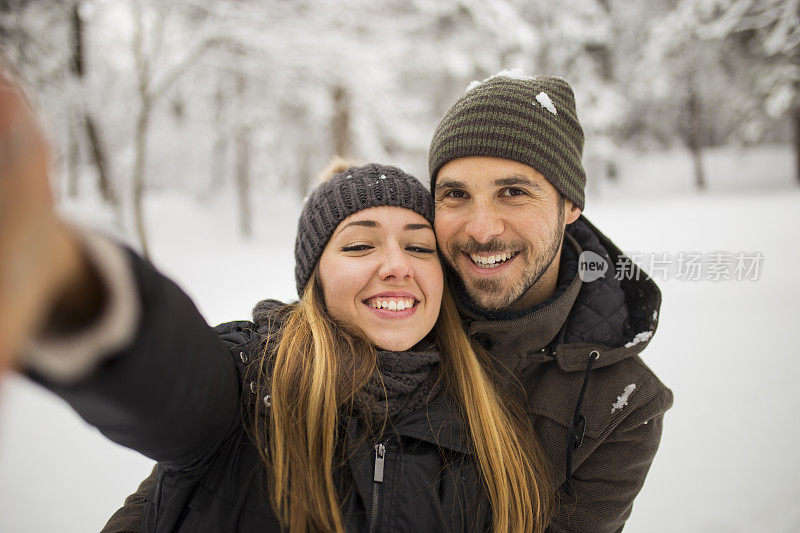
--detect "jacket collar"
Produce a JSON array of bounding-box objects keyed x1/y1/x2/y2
[
  {"x1": 342, "y1": 389, "x2": 475, "y2": 458},
  {"x1": 454, "y1": 215, "x2": 662, "y2": 372},
  {"x1": 378, "y1": 391, "x2": 475, "y2": 456},
  {"x1": 396, "y1": 390, "x2": 475, "y2": 454}
]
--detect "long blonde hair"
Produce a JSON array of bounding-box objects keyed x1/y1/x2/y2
[{"x1": 249, "y1": 273, "x2": 554, "y2": 532}]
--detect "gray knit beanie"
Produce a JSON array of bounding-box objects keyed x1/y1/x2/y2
[
  {"x1": 294, "y1": 163, "x2": 434, "y2": 295},
  {"x1": 428, "y1": 71, "x2": 586, "y2": 210}
]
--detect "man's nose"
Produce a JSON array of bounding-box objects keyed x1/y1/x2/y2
[
  {"x1": 464, "y1": 202, "x2": 504, "y2": 243},
  {"x1": 378, "y1": 245, "x2": 414, "y2": 281}
]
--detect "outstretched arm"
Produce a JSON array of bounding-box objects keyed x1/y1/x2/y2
[
  {"x1": 1, "y1": 56, "x2": 241, "y2": 469},
  {"x1": 23, "y1": 235, "x2": 242, "y2": 467}
]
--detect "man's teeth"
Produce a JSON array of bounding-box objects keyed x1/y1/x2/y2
[
  {"x1": 469, "y1": 251, "x2": 517, "y2": 268},
  {"x1": 366, "y1": 298, "x2": 416, "y2": 311}
]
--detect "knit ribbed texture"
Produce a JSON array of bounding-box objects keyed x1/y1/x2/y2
[
  {"x1": 294, "y1": 163, "x2": 434, "y2": 295},
  {"x1": 357, "y1": 344, "x2": 441, "y2": 421},
  {"x1": 428, "y1": 73, "x2": 586, "y2": 210}
]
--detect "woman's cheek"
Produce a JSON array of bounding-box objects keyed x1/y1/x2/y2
[{"x1": 419, "y1": 259, "x2": 444, "y2": 309}]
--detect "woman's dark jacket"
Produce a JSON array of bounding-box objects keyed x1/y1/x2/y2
[{"x1": 31, "y1": 243, "x2": 494, "y2": 532}]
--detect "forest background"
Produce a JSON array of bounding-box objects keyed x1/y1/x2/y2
[{"x1": 0, "y1": 1, "x2": 798, "y2": 532}]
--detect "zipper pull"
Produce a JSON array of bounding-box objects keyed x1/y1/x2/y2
[{"x1": 373, "y1": 443, "x2": 386, "y2": 483}]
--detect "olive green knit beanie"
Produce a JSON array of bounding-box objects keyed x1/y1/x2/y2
[{"x1": 428, "y1": 71, "x2": 586, "y2": 210}]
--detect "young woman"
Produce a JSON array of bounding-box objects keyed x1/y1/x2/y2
[{"x1": 0, "y1": 68, "x2": 554, "y2": 532}]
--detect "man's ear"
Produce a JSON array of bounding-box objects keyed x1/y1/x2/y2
[{"x1": 565, "y1": 199, "x2": 582, "y2": 225}]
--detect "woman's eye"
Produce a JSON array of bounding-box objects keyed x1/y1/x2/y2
[
  {"x1": 341, "y1": 244, "x2": 373, "y2": 252},
  {"x1": 407, "y1": 246, "x2": 435, "y2": 254}
]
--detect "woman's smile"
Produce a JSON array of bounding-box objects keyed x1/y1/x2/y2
[{"x1": 363, "y1": 291, "x2": 419, "y2": 316}]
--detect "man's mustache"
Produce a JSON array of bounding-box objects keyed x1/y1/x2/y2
[{"x1": 451, "y1": 239, "x2": 526, "y2": 255}]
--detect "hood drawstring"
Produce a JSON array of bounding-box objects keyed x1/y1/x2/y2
[{"x1": 564, "y1": 349, "x2": 599, "y2": 497}]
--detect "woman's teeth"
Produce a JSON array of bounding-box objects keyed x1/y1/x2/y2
[
  {"x1": 469, "y1": 251, "x2": 517, "y2": 268},
  {"x1": 366, "y1": 298, "x2": 415, "y2": 311}
]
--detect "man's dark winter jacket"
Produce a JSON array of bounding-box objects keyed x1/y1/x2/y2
[
  {"x1": 465, "y1": 216, "x2": 674, "y2": 531},
  {"x1": 88, "y1": 216, "x2": 672, "y2": 532}
]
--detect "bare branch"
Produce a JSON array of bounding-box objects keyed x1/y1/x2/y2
[{"x1": 150, "y1": 30, "x2": 235, "y2": 99}]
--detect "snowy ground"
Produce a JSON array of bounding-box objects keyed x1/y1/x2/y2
[{"x1": 1, "y1": 146, "x2": 798, "y2": 532}]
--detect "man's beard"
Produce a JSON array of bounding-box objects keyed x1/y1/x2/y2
[{"x1": 447, "y1": 201, "x2": 565, "y2": 312}]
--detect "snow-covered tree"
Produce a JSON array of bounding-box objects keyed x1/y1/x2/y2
[
  {"x1": 2, "y1": 0, "x2": 794, "y2": 230},
  {"x1": 694, "y1": 0, "x2": 800, "y2": 182}
]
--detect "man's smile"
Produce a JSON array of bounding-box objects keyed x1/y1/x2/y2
[
  {"x1": 467, "y1": 251, "x2": 520, "y2": 269},
  {"x1": 460, "y1": 249, "x2": 523, "y2": 277}
]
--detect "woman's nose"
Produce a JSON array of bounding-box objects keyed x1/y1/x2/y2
[{"x1": 378, "y1": 246, "x2": 414, "y2": 281}]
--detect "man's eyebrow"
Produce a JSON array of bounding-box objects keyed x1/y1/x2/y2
[
  {"x1": 404, "y1": 223, "x2": 433, "y2": 231},
  {"x1": 435, "y1": 179, "x2": 466, "y2": 192},
  {"x1": 335, "y1": 219, "x2": 378, "y2": 236},
  {"x1": 437, "y1": 176, "x2": 545, "y2": 193},
  {"x1": 494, "y1": 175, "x2": 545, "y2": 192}
]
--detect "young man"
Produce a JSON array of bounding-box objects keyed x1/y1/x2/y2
[
  {"x1": 102, "y1": 73, "x2": 672, "y2": 532},
  {"x1": 427, "y1": 72, "x2": 673, "y2": 531}
]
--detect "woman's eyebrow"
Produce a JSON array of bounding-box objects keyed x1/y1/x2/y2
[
  {"x1": 335, "y1": 220, "x2": 432, "y2": 236},
  {"x1": 335, "y1": 220, "x2": 378, "y2": 236},
  {"x1": 404, "y1": 223, "x2": 433, "y2": 231}
]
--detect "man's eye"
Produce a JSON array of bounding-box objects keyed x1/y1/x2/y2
[
  {"x1": 443, "y1": 189, "x2": 468, "y2": 199},
  {"x1": 503, "y1": 187, "x2": 526, "y2": 197},
  {"x1": 407, "y1": 246, "x2": 435, "y2": 254},
  {"x1": 341, "y1": 244, "x2": 373, "y2": 252}
]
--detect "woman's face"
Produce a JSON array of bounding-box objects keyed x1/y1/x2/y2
[{"x1": 318, "y1": 206, "x2": 443, "y2": 351}]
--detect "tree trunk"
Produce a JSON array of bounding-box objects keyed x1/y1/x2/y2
[
  {"x1": 687, "y1": 84, "x2": 706, "y2": 190},
  {"x1": 331, "y1": 84, "x2": 350, "y2": 158},
  {"x1": 70, "y1": 2, "x2": 84, "y2": 77},
  {"x1": 130, "y1": 1, "x2": 151, "y2": 257},
  {"x1": 234, "y1": 73, "x2": 251, "y2": 238},
  {"x1": 71, "y1": 0, "x2": 117, "y2": 207},
  {"x1": 84, "y1": 115, "x2": 116, "y2": 204},
  {"x1": 296, "y1": 150, "x2": 313, "y2": 198},
  {"x1": 67, "y1": 115, "x2": 80, "y2": 198},
  {"x1": 793, "y1": 103, "x2": 800, "y2": 186},
  {"x1": 132, "y1": 101, "x2": 151, "y2": 258},
  {"x1": 235, "y1": 126, "x2": 252, "y2": 238},
  {"x1": 207, "y1": 82, "x2": 228, "y2": 198},
  {"x1": 690, "y1": 143, "x2": 705, "y2": 190}
]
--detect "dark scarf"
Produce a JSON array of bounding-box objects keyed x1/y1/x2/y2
[
  {"x1": 357, "y1": 340, "x2": 441, "y2": 422},
  {"x1": 252, "y1": 300, "x2": 441, "y2": 422}
]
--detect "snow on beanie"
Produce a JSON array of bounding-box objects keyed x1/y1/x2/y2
[
  {"x1": 294, "y1": 163, "x2": 434, "y2": 296},
  {"x1": 428, "y1": 70, "x2": 587, "y2": 210}
]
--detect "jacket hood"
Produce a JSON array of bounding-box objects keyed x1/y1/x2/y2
[
  {"x1": 460, "y1": 215, "x2": 662, "y2": 372},
  {"x1": 558, "y1": 215, "x2": 661, "y2": 370}
]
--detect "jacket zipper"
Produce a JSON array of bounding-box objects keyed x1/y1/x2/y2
[{"x1": 368, "y1": 438, "x2": 389, "y2": 533}]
